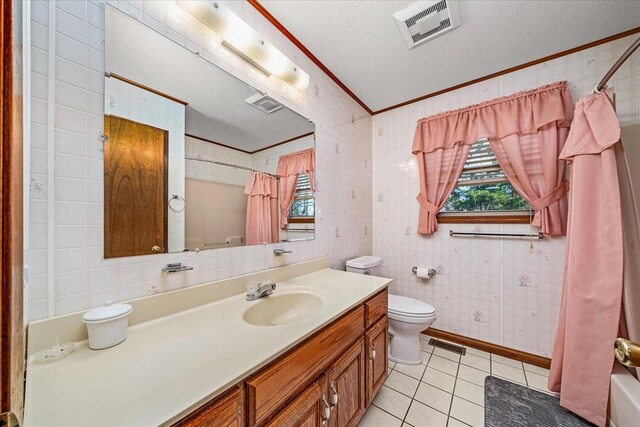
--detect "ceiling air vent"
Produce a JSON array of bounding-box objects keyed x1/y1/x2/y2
[
  {"x1": 394, "y1": 0, "x2": 462, "y2": 49},
  {"x1": 245, "y1": 93, "x2": 283, "y2": 114}
]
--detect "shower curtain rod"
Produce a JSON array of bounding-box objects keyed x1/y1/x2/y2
[
  {"x1": 185, "y1": 156, "x2": 278, "y2": 178},
  {"x1": 595, "y1": 35, "x2": 640, "y2": 93}
]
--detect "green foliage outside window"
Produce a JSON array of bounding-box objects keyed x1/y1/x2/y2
[{"x1": 442, "y1": 182, "x2": 529, "y2": 212}]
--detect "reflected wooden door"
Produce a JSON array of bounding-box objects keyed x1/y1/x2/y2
[{"x1": 104, "y1": 115, "x2": 168, "y2": 258}]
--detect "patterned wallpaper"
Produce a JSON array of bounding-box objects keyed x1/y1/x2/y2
[
  {"x1": 25, "y1": 0, "x2": 372, "y2": 322},
  {"x1": 372, "y1": 34, "x2": 640, "y2": 357}
]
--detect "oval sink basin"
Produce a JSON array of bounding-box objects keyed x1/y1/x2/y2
[{"x1": 243, "y1": 293, "x2": 322, "y2": 326}]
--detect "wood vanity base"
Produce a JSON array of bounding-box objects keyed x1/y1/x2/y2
[{"x1": 174, "y1": 288, "x2": 388, "y2": 427}]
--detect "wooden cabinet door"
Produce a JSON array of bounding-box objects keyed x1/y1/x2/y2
[
  {"x1": 327, "y1": 339, "x2": 365, "y2": 427},
  {"x1": 365, "y1": 318, "x2": 388, "y2": 406},
  {"x1": 173, "y1": 385, "x2": 243, "y2": 427},
  {"x1": 104, "y1": 115, "x2": 168, "y2": 258},
  {"x1": 264, "y1": 376, "x2": 329, "y2": 427},
  {"x1": 246, "y1": 307, "x2": 364, "y2": 426}
]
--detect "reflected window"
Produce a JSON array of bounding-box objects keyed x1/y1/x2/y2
[{"x1": 289, "y1": 173, "x2": 315, "y2": 221}]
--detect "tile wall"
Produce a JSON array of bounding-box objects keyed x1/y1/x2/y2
[
  {"x1": 26, "y1": 0, "x2": 372, "y2": 321},
  {"x1": 372, "y1": 34, "x2": 640, "y2": 356}
]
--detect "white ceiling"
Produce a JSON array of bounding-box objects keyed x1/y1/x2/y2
[
  {"x1": 260, "y1": 0, "x2": 640, "y2": 112},
  {"x1": 106, "y1": 6, "x2": 314, "y2": 152}
]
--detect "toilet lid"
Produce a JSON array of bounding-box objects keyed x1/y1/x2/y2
[{"x1": 388, "y1": 294, "x2": 436, "y2": 317}]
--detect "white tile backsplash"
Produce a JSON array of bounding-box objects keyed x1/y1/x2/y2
[{"x1": 26, "y1": 0, "x2": 372, "y2": 322}]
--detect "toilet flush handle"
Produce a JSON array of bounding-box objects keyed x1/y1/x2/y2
[{"x1": 363, "y1": 269, "x2": 371, "y2": 275}]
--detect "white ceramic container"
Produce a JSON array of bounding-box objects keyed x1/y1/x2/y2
[{"x1": 82, "y1": 301, "x2": 133, "y2": 350}]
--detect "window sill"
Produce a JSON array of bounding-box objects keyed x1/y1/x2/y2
[
  {"x1": 437, "y1": 213, "x2": 531, "y2": 224},
  {"x1": 288, "y1": 217, "x2": 315, "y2": 224}
]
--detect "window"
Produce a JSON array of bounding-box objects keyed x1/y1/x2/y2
[
  {"x1": 439, "y1": 139, "x2": 530, "y2": 223},
  {"x1": 288, "y1": 173, "x2": 315, "y2": 223}
]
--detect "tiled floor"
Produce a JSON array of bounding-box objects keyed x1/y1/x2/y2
[{"x1": 358, "y1": 335, "x2": 555, "y2": 427}]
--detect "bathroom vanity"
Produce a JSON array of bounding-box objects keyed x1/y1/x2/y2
[
  {"x1": 24, "y1": 258, "x2": 391, "y2": 427},
  {"x1": 178, "y1": 288, "x2": 388, "y2": 427}
]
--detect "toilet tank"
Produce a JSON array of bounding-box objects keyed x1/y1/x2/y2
[{"x1": 346, "y1": 256, "x2": 382, "y2": 276}]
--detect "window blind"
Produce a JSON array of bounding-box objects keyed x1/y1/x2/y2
[{"x1": 456, "y1": 139, "x2": 507, "y2": 186}]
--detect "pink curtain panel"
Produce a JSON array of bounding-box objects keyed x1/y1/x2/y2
[
  {"x1": 412, "y1": 81, "x2": 574, "y2": 235},
  {"x1": 276, "y1": 148, "x2": 315, "y2": 229},
  {"x1": 244, "y1": 172, "x2": 279, "y2": 245},
  {"x1": 548, "y1": 92, "x2": 624, "y2": 427}
]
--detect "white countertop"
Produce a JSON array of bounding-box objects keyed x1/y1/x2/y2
[{"x1": 24, "y1": 267, "x2": 391, "y2": 427}]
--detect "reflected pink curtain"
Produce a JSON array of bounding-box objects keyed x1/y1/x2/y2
[
  {"x1": 244, "y1": 172, "x2": 279, "y2": 245},
  {"x1": 412, "y1": 81, "x2": 573, "y2": 234},
  {"x1": 276, "y1": 148, "x2": 315, "y2": 229},
  {"x1": 548, "y1": 93, "x2": 624, "y2": 427}
]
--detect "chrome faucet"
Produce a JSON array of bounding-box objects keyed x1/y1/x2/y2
[
  {"x1": 246, "y1": 282, "x2": 276, "y2": 301},
  {"x1": 273, "y1": 248, "x2": 292, "y2": 256}
]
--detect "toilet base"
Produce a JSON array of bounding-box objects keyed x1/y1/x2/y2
[
  {"x1": 388, "y1": 354, "x2": 422, "y2": 365},
  {"x1": 388, "y1": 315, "x2": 437, "y2": 366}
]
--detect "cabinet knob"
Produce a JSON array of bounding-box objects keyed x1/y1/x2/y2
[
  {"x1": 370, "y1": 344, "x2": 376, "y2": 361},
  {"x1": 329, "y1": 382, "x2": 338, "y2": 407},
  {"x1": 152, "y1": 245, "x2": 162, "y2": 253}
]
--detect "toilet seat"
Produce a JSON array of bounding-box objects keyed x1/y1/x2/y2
[{"x1": 388, "y1": 294, "x2": 436, "y2": 318}]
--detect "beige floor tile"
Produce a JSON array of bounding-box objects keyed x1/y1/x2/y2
[
  {"x1": 372, "y1": 386, "x2": 412, "y2": 419},
  {"x1": 433, "y1": 347, "x2": 462, "y2": 362},
  {"x1": 421, "y1": 351, "x2": 432, "y2": 365},
  {"x1": 358, "y1": 404, "x2": 403, "y2": 427},
  {"x1": 404, "y1": 400, "x2": 448, "y2": 427},
  {"x1": 447, "y1": 417, "x2": 472, "y2": 427},
  {"x1": 460, "y1": 354, "x2": 490, "y2": 373},
  {"x1": 389, "y1": 361, "x2": 397, "y2": 370},
  {"x1": 414, "y1": 382, "x2": 453, "y2": 413},
  {"x1": 465, "y1": 347, "x2": 490, "y2": 360},
  {"x1": 450, "y1": 397, "x2": 484, "y2": 427},
  {"x1": 525, "y1": 370, "x2": 556, "y2": 395},
  {"x1": 422, "y1": 367, "x2": 456, "y2": 393},
  {"x1": 428, "y1": 355, "x2": 459, "y2": 376},
  {"x1": 492, "y1": 361, "x2": 526, "y2": 384},
  {"x1": 385, "y1": 370, "x2": 420, "y2": 397},
  {"x1": 457, "y1": 364, "x2": 490, "y2": 387},
  {"x1": 523, "y1": 362, "x2": 550, "y2": 376},
  {"x1": 421, "y1": 340, "x2": 435, "y2": 353},
  {"x1": 395, "y1": 362, "x2": 427, "y2": 380},
  {"x1": 490, "y1": 354, "x2": 522, "y2": 367},
  {"x1": 454, "y1": 379, "x2": 485, "y2": 407}
]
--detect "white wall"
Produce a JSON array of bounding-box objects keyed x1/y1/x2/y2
[
  {"x1": 26, "y1": 0, "x2": 372, "y2": 322},
  {"x1": 372, "y1": 34, "x2": 640, "y2": 357}
]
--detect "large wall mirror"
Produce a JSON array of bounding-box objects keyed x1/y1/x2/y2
[{"x1": 103, "y1": 6, "x2": 315, "y2": 258}]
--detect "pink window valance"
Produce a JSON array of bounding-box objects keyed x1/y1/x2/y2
[
  {"x1": 412, "y1": 81, "x2": 574, "y2": 154},
  {"x1": 276, "y1": 148, "x2": 315, "y2": 229},
  {"x1": 412, "y1": 81, "x2": 574, "y2": 235}
]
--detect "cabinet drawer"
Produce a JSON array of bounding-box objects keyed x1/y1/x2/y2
[
  {"x1": 174, "y1": 385, "x2": 243, "y2": 427},
  {"x1": 364, "y1": 289, "x2": 387, "y2": 329},
  {"x1": 247, "y1": 306, "x2": 365, "y2": 426}
]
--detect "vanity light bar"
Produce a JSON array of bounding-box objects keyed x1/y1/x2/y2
[{"x1": 176, "y1": 0, "x2": 310, "y2": 91}]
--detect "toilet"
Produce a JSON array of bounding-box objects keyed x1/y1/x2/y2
[{"x1": 346, "y1": 256, "x2": 438, "y2": 365}]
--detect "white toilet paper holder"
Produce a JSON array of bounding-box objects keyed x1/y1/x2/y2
[{"x1": 411, "y1": 266, "x2": 437, "y2": 279}]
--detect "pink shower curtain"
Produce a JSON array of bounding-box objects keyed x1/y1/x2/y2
[
  {"x1": 244, "y1": 172, "x2": 279, "y2": 245},
  {"x1": 276, "y1": 148, "x2": 315, "y2": 229},
  {"x1": 548, "y1": 92, "x2": 624, "y2": 427},
  {"x1": 412, "y1": 81, "x2": 573, "y2": 235}
]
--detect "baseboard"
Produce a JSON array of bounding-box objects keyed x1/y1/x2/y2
[{"x1": 423, "y1": 327, "x2": 551, "y2": 369}]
